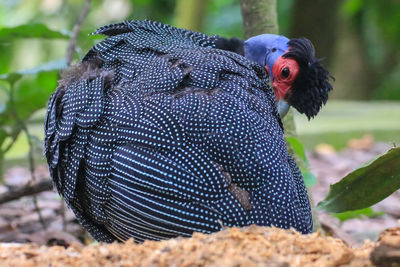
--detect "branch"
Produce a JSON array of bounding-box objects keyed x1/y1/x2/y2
[
  {"x1": 7, "y1": 78, "x2": 47, "y2": 228},
  {"x1": 65, "y1": 0, "x2": 91, "y2": 66},
  {"x1": 0, "y1": 179, "x2": 53, "y2": 204},
  {"x1": 319, "y1": 213, "x2": 359, "y2": 247},
  {"x1": 21, "y1": 123, "x2": 47, "y2": 229}
]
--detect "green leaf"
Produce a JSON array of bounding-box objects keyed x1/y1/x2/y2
[
  {"x1": 0, "y1": 24, "x2": 70, "y2": 41},
  {"x1": 317, "y1": 147, "x2": 400, "y2": 213},
  {"x1": 302, "y1": 171, "x2": 317, "y2": 188},
  {"x1": 0, "y1": 127, "x2": 7, "y2": 148},
  {"x1": 0, "y1": 73, "x2": 23, "y2": 85},
  {"x1": 341, "y1": 0, "x2": 363, "y2": 16},
  {"x1": 0, "y1": 59, "x2": 67, "y2": 80},
  {"x1": 286, "y1": 136, "x2": 306, "y2": 162},
  {"x1": 0, "y1": 43, "x2": 13, "y2": 74},
  {"x1": 332, "y1": 207, "x2": 384, "y2": 222},
  {"x1": 286, "y1": 136, "x2": 316, "y2": 188},
  {"x1": 0, "y1": 82, "x2": 9, "y2": 114},
  {"x1": 12, "y1": 71, "x2": 58, "y2": 122},
  {"x1": 0, "y1": 60, "x2": 64, "y2": 126},
  {"x1": 19, "y1": 59, "x2": 67, "y2": 75}
]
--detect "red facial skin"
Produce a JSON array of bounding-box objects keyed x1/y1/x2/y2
[{"x1": 265, "y1": 54, "x2": 300, "y2": 101}]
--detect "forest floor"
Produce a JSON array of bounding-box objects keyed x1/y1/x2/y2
[
  {"x1": 2, "y1": 225, "x2": 400, "y2": 266},
  {"x1": 0, "y1": 136, "x2": 399, "y2": 265}
]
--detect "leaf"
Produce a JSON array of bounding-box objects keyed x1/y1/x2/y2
[
  {"x1": 0, "y1": 127, "x2": 7, "y2": 148},
  {"x1": 286, "y1": 136, "x2": 316, "y2": 188},
  {"x1": 12, "y1": 71, "x2": 58, "y2": 122},
  {"x1": 0, "y1": 59, "x2": 67, "y2": 81},
  {"x1": 332, "y1": 207, "x2": 384, "y2": 222},
  {"x1": 302, "y1": 171, "x2": 317, "y2": 188},
  {"x1": 341, "y1": 0, "x2": 363, "y2": 16},
  {"x1": 317, "y1": 147, "x2": 400, "y2": 213},
  {"x1": 0, "y1": 83, "x2": 8, "y2": 113},
  {"x1": 20, "y1": 59, "x2": 67, "y2": 75},
  {"x1": 0, "y1": 73, "x2": 22, "y2": 85},
  {"x1": 0, "y1": 24, "x2": 70, "y2": 41},
  {"x1": 286, "y1": 136, "x2": 306, "y2": 162},
  {"x1": 0, "y1": 43, "x2": 13, "y2": 74},
  {"x1": 0, "y1": 59, "x2": 65, "y2": 124},
  {"x1": 0, "y1": 60, "x2": 65, "y2": 125}
]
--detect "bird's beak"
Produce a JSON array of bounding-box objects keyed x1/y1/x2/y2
[{"x1": 277, "y1": 99, "x2": 290, "y2": 118}]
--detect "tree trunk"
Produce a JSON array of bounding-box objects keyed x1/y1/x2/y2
[
  {"x1": 240, "y1": 0, "x2": 278, "y2": 37},
  {"x1": 174, "y1": 0, "x2": 209, "y2": 32},
  {"x1": 330, "y1": 17, "x2": 374, "y2": 100},
  {"x1": 290, "y1": 0, "x2": 341, "y2": 66},
  {"x1": 240, "y1": 0, "x2": 320, "y2": 231}
]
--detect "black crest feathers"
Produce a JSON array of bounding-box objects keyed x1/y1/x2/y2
[{"x1": 283, "y1": 38, "x2": 333, "y2": 119}]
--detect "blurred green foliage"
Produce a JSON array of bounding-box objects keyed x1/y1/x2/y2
[
  {"x1": 285, "y1": 136, "x2": 317, "y2": 188},
  {"x1": 340, "y1": 0, "x2": 400, "y2": 100},
  {"x1": 332, "y1": 207, "x2": 384, "y2": 223},
  {"x1": 0, "y1": 23, "x2": 67, "y2": 179}
]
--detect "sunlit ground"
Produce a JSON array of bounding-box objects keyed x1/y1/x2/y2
[{"x1": 294, "y1": 100, "x2": 400, "y2": 150}]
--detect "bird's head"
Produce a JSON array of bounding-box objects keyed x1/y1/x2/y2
[{"x1": 244, "y1": 34, "x2": 333, "y2": 119}]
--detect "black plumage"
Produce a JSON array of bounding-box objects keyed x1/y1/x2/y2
[
  {"x1": 44, "y1": 20, "x2": 312, "y2": 243},
  {"x1": 284, "y1": 38, "x2": 333, "y2": 119}
]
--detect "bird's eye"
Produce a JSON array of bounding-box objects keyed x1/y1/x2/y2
[
  {"x1": 271, "y1": 48, "x2": 277, "y2": 52},
  {"x1": 281, "y1": 67, "x2": 290, "y2": 78}
]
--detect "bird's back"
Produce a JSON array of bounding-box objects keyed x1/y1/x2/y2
[{"x1": 44, "y1": 20, "x2": 312, "y2": 242}]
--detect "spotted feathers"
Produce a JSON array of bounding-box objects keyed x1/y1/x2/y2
[{"x1": 44, "y1": 20, "x2": 312, "y2": 243}]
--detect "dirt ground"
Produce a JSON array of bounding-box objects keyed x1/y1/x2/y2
[{"x1": 1, "y1": 225, "x2": 400, "y2": 266}]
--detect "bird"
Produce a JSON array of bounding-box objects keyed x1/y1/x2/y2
[{"x1": 44, "y1": 20, "x2": 332, "y2": 243}]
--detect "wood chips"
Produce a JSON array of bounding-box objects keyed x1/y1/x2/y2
[{"x1": 2, "y1": 225, "x2": 399, "y2": 266}]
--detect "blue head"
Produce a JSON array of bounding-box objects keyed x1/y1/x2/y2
[
  {"x1": 244, "y1": 34, "x2": 333, "y2": 119},
  {"x1": 244, "y1": 34, "x2": 290, "y2": 80}
]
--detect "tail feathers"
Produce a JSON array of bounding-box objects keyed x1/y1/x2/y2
[
  {"x1": 68, "y1": 197, "x2": 117, "y2": 242},
  {"x1": 44, "y1": 62, "x2": 116, "y2": 229}
]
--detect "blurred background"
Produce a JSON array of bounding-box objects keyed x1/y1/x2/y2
[{"x1": 0, "y1": 0, "x2": 399, "y2": 245}]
